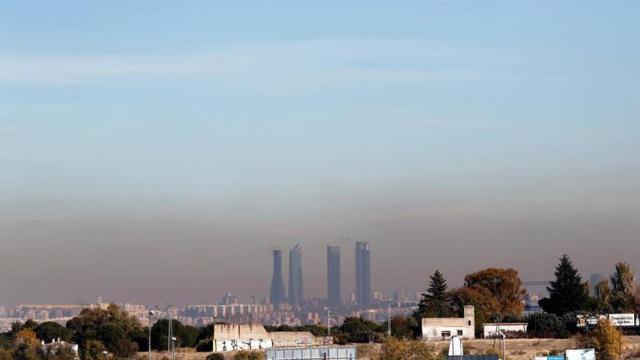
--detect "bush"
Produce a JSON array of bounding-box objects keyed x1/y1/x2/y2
[
  {"x1": 232, "y1": 350, "x2": 264, "y2": 360},
  {"x1": 206, "y1": 353, "x2": 225, "y2": 360},
  {"x1": 380, "y1": 338, "x2": 437, "y2": 360},
  {"x1": 196, "y1": 339, "x2": 213, "y2": 352},
  {"x1": 577, "y1": 320, "x2": 623, "y2": 360},
  {"x1": 0, "y1": 349, "x2": 13, "y2": 360},
  {"x1": 526, "y1": 312, "x2": 569, "y2": 338}
]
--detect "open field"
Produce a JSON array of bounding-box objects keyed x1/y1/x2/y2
[{"x1": 139, "y1": 336, "x2": 640, "y2": 360}]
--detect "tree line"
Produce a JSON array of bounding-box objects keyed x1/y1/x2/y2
[
  {"x1": 0, "y1": 304, "x2": 216, "y2": 360},
  {"x1": 1, "y1": 254, "x2": 638, "y2": 360},
  {"x1": 408, "y1": 255, "x2": 640, "y2": 339}
]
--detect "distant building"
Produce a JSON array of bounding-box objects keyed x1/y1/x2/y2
[
  {"x1": 220, "y1": 293, "x2": 239, "y2": 305},
  {"x1": 270, "y1": 250, "x2": 286, "y2": 307},
  {"x1": 355, "y1": 241, "x2": 371, "y2": 306},
  {"x1": 327, "y1": 246, "x2": 341, "y2": 307},
  {"x1": 288, "y1": 245, "x2": 304, "y2": 307},
  {"x1": 422, "y1": 305, "x2": 475, "y2": 340}
]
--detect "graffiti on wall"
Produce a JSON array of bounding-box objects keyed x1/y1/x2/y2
[{"x1": 215, "y1": 339, "x2": 273, "y2": 352}]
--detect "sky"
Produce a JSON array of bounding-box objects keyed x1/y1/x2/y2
[{"x1": 1, "y1": 1, "x2": 639, "y2": 306}]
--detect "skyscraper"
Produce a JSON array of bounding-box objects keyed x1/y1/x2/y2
[
  {"x1": 355, "y1": 241, "x2": 371, "y2": 306},
  {"x1": 288, "y1": 244, "x2": 304, "y2": 307},
  {"x1": 327, "y1": 246, "x2": 341, "y2": 307},
  {"x1": 270, "y1": 249, "x2": 286, "y2": 307}
]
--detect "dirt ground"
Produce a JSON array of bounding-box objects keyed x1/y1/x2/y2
[{"x1": 138, "y1": 336, "x2": 640, "y2": 360}]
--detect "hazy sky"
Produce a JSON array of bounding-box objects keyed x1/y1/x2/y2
[{"x1": 1, "y1": 1, "x2": 639, "y2": 306}]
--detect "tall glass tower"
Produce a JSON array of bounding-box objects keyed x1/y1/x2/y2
[
  {"x1": 327, "y1": 245, "x2": 341, "y2": 307},
  {"x1": 288, "y1": 244, "x2": 304, "y2": 307},
  {"x1": 270, "y1": 249, "x2": 286, "y2": 307},
  {"x1": 355, "y1": 241, "x2": 371, "y2": 307}
]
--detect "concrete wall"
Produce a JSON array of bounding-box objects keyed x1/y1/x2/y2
[
  {"x1": 212, "y1": 324, "x2": 322, "y2": 352},
  {"x1": 422, "y1": 305, "x2": 475, "y2": 340},
  {"x1": 483, "y1": 323, "x2": 528, "y2": 338},
  {"x1": 270, "y1": 331, "x2": 316, "y2": 347},
  {"x1": 213, "y1": 324, "x2": 273, "y2": 352}
]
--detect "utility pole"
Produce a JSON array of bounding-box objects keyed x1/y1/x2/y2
[
  {"x1": 167, "y1": 305, "x2": 173, "y2": 355},
  {"x1": 387, "y1": 300, "x2": 392, "y2": 337}
]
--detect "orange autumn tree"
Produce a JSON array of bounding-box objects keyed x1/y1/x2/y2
[
  {"x1": 14, "y1": 329, "x2": 38, "y2": 346},
  {"x1": 464, "y1": 268, "x2": 526, "y2": 316},
  {"x1": 449, "y1": 268, "x2": 526, "y2": 335}
]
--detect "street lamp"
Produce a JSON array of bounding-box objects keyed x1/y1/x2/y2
[
  {"x1": 171, "y1": 337, "x2": 177, "y2": 360},
  {"x1": 148, "y1": 310, "x2": 155, "y2": 360}
]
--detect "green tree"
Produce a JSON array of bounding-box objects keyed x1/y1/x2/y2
[
  {"x1": 128, "y1": 327, "x2": 148, "y2": 352},
  {"x1": 82, "y1": 340, "x2": 107, "y2": 360},
  {"x1": 526, "y1": 312, "x2": 569, "y2": 338},
  {"x1": 389, "y1": 316, "x2": 413, "y2": 339},
  {"x1": 43, "y1": 344, "x2": 76, "y2": 360},
  {"x1": 35, "y1": 322, "x2": 73, "y2": 343},
  {"x1": 610, "y1": 262, "x2": 640, "y2": 312},
  {"x1": 540, "y1": 255, "x2": 589, "y2": 315},
  {"x1": 414, "y1": 270, "x2": 450, "y2": 322},
  {"x1": 150, "y1": 319, "x2": 190, "y2": 350},
  {"x1": 337, "y1": 317, "x2": 381, "y2": 343},
  {"x1": 594, "y1": 279, "x2": 613, "y2": 311},
  {"x1": 180, "y1": 325, "x2": 199, "y2": 348},
  {"x1": 64, "y1": 304, "x2": 142, "y2": 359},
  {"x1": 95, "y1": 323, "x2": 125, "y2": 354}
]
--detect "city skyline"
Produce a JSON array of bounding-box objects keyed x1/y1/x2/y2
[{"x1": 2, "y1": 1, "x2": 640, "y2": 305}]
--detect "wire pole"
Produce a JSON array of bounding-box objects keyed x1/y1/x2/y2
[{"x1": 387, "y1": 300, "x2": 392, "y2": 337}]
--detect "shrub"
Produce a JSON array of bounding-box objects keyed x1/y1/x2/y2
[
  {"x1": 527, "y1": 312, "x2": 568, "y2": 338},
  {"x1": 196, "y1": 339, "x2": 213, "y2": 352},
  {"x1": 380, "y1": 338, "x2": 437, "y2": 360},
  {"x1": 232, "y1": 350, "x2": 264, "y2": 360},
  {"x1": 0, "y1": 349, "x2": 13, "y2": 360},
  {"x1": 206, "y1": 353, "x2": 225, "y2": 360},
  {"x1": 577, "y1": 320, "x2": 623, "y2": 360}
]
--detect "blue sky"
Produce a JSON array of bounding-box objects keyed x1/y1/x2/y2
[{"x1": 1, "y1": 1, "x2": 639, "y2": 304}]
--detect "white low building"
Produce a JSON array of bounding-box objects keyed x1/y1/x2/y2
[
  {"x1": 482, "y1": 323, "x2": 528, "y2": 338},
  {"x1": 422, "y1": 305, "x2": 475, "y2": 340}
]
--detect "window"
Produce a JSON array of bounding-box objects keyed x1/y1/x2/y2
[
  {"x1": 441, "y1": 331, "x2": 451, "y2": 338},
  {"x1": 457, "y1": 330, "x2": 464, "y2": 336},
  {"x1": 468, "y1": 320, "x2": 472, "y2": 326}
]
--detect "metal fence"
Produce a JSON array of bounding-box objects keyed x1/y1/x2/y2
[{"x1": 265, "y1": 346, "x2": 357, "y2": 360}]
